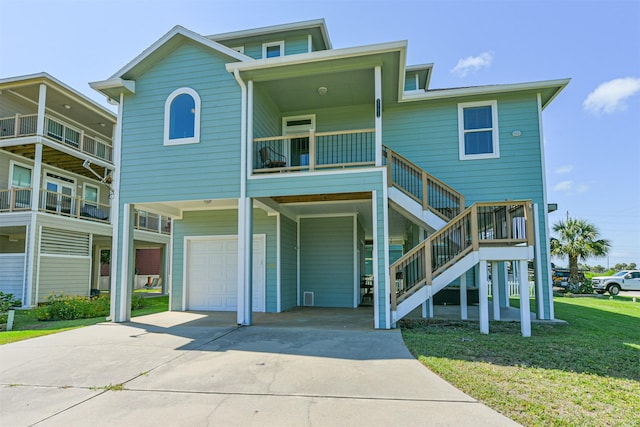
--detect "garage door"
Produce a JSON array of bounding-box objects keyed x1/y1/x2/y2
[{"x1": 186, "y1": 235, "x2": 265, "y2": 311}]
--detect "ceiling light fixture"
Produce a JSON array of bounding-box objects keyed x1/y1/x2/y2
[
  {"x1": 63, "y1": 104, "x2": 71, "y2": 109},
  {"x1": 317, "y1": 86, "x2": 327, "y2": 95}
]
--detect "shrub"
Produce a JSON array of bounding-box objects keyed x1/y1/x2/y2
[
  {"x1": 131, "y1": 294, "x2": 145, "y2": 310},
  {"x1": 0, "y1": 292, "x2": 21, "y2": 312},
  {"x1": 35, "y1": 292, "x2": 111, "y2": 321}
]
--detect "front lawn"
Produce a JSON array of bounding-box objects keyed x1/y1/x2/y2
[
  {"x1": 402, "y1": 296, "x2": 640, "y2": 426},
  {"x1": 0, "y1": 295, "x2": 169, "y2": 345}
]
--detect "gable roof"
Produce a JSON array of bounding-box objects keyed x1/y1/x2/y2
[
  {"x1": 207, "y1": 18, "x2": 332, "y2": 50},
  {"x1": 90, "y1": 25, "x2": 252, "y2": 101}
]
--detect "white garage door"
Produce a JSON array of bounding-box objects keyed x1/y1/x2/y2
[{"x1": 186, "y1": 235, "x2": 265, "y2": 312}]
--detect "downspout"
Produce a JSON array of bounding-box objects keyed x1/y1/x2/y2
[{"x1": 233, "y1": 69, "x2": 247, "y2": 199}]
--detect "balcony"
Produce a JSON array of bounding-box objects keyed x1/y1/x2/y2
[
  {"x1": 0, "y1": 113, "x2": 113, "y2": 163},
  {"x1": 253, "y1": 128, "x2": 375, "y2": 174},
  {"x1": 134, "y1": 210, "x2": 172, "y2": 235}
]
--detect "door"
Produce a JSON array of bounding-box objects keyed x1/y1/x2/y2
[
  {"x1": 283, "y1": 115, "x2": 315, "y2": 167},
  {"x1": 44, "y1": 179, "x2": 74, "y2": 214},
  {"x1": 186, "y1": 235, "x2": 266, "y2": 311}
]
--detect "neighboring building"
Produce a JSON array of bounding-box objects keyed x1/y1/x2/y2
[
  {"x1": 0, "y1": 73, "x2": 170, "y2": 306},
  {"x1": 91, "y1": 19, "x2": 568, "y2": 334}
]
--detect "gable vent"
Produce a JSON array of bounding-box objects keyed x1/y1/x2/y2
[
  {"x1": 303, "y1": 291, "x2": 314, "y2": 307},
  {"x1": 40, "y1": 227, "x2": 90, "y2": 256}
]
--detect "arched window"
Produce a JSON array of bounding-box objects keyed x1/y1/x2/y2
[{"x1": 164, "y1": 88, "x2": 201, "y2": 145}]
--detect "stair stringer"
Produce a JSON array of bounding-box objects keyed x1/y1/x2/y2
[
  {"x1": 393, "y1": 250, "x2": 479, "y2": 323},
  {"x1": 388, "y1": 187, "x2": 447, "y2": 231}
]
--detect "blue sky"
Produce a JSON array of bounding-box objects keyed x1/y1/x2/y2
[{"x1": 1, "y1": 0, "x2": 638, "y2": 268}]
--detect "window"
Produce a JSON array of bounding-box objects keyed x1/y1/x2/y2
[
  {"x1": 458, "y1": 100, "x2": 499, "y2": 160},
  {"x1": 164, "y1": 87, "x2": 201, "y2": 146},
  {"x1": 83, "y1": 184, "x2": 99, "y2": 207},
  {"x1": 11, "y1": 163, "x2": 32, "y2": 188},
  {"x1": 262, "y1": 41, "x2": 284, "y2": 58}
]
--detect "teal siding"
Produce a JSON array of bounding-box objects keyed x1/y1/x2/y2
[
  {"x1": 224, "y1": 34, "x2": 309, "y2": 59},
  {"x1": 170, "y1": 208, "x2": 277, "y2": 312},
  {"x1": 253, "y1": 86, "x2": 281, "y2": 138},
  {"x1": 248, "y1": 169, "x2": 384, "y2": 198},
  {"x1": 404, "y1": 73, "x2": 417, "y2": 91},
  {"x1": 300, "y1": 216, "x2": 354, "y2": 307},
  {"x1": 280, "y1": 215, "x2": 298, "y2": 310},
  {"x1": 283, "y1": 104, "x2": 373, "y2": 132},
  {"x1": 119, "y1": 42, "x2": 242, "y2": 203},
  {"x1": 284, "y1": 35, "x2": 309, "y2": 55}
]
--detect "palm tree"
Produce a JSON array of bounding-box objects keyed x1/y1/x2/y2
[{"x1": 550, "y1": 217, "x2": 610, "y2": 284}]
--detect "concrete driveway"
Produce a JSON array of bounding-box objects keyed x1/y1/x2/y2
[{"x1": 0, "y1": 310, "x2": 517, "y2": 426}]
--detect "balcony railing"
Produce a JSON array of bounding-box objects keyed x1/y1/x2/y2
[
  {"x1": 0, "y1": 113, "x2": 113, "y2": 162},
  {"x1": 39, "y1": 189, "x2": 111, "y2": 223},
  {"x1": 390, "y1": 201, "x2": 534, "y2": 309},
  {"x1": 253, "y1": 128, "x2": 375, "y2": 173},
  {"x1": 0, "y1": 188, "x2": 32, "y2": 212},
  {"x1": 134, "y1": 210, "x2": 172, "y2": 235}
]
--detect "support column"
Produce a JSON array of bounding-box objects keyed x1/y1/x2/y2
[
  {"x1": 498, "y1": 261, "x2": 509, "y2": 308},
  {"x1": 372, "y1": 188, "x2": 390, "y2": 329},
  {"x1": 374, "y1": 66, "x2": 382, "y2": 167},
  {"x1": 519, "y1": 259, "x2": 532, "y2": 337},
  {"x1": 491, "y1": 261, "x2": 501, "y2": 320},
  {"x1": 421, "y1": 286, "x2": 433, "y2": 318},
  {"x1": 237, "y1": 197, "x2": 253, "y2": 325},
  {"x1": 478, "y1": 260, "x2": 489, "y2": 334},
  {"x1": 114, "y1": 203, "x2": 134, "y2": 322},
  {"x1": 460, "y1": 273, "x2": 468, "y2": 320}
]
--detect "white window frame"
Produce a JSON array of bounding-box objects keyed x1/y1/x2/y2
[
  {"x1": 9, "y1": 160, "x2": 33, "y2": 188},
  {"x1": 83, "y1": 183, "x2": 100, "y2": 206},
  {"x1": 164, "y1": 87, "x2": 201, "y2": 146},
  {"x1": 262, "y1": 41, "x2": 285, "y2": 59},
  {"x1": 458, "y1": 100, "x2": 500, "y2": 160}
]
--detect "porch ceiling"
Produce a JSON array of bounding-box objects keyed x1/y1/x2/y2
[{"x1": 1, "y1": 146, "x2": 110, "y2": 180}]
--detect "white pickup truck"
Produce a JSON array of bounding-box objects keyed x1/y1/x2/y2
[{"x1": 591, "y1": 270, "x2": 640, "y2": 295}]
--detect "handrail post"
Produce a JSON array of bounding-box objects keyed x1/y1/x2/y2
[
  {"x1": 11, "y1": 188, "x2": 17, "y2": 211},
  {"x1": 526, "y1": 202, "x2": 535, "y2": 246},
  {"x1": 424, "y1": 242, "x2": 432, "y2": 285},
  {"x1": 386, "y1": 149, "x2": 393, "y2": 188},
  {"x1": 79, "y1": 130, "x2": 85, "y2": 154},
  {"x1": 309, "y1": 129, "x2": 316, "y2": 171},
  {"x1": 471, "y1": 205, "x2": 480, "y2": 250},
  {"x1": 506, "y1": 204, "x2": 512, "y2": 240},
  {"x1": 390, "y1": 264, "x2": 397, "y2": 310},
  {"x1": 14, "y1": 114, "x2": 19, "y2": 137},
  {"x1": 421, "y1": 172, "x2": 429, "y2": 211}
]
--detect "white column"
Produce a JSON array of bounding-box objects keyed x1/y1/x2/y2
[
  {"x1": 374, "y1": 66, "x2": 382, "y2": 166},
  {"x1": 533, "y1": 203, "x2": 545, "y2": 319},
  {"x1": 247, "y1": 80, "x2": 254, "y2": 175},
  {"x1": 36, "y1": 84, "x2": 46, "y2": 135},
  {"x1": 519, "y1": 259, "x2": 532, "y2": 337},
  {"x1": 479, "y1": 260, "x2": 489, "y2": 334},
  {"x1": 460, "y1": 273, "x2": 468, "y2": 320},
  {"x1": 237, "y1": 197, "x2": 253, "y2": 325},
  {"x1": 31, "y1": 143, "x2": 42, "y2": 212},
  {"x1": 491, "y1": 261, "x2": 501, "y2": 320},
  {"x1": 109, "y1": 93, "x2": 124, "y2": 321},
  {"x1": 115, "y1": 203, "x2": 134, "y2": 322}
]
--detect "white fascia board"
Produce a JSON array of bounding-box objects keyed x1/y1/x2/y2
[
  {"x1": 0, "y1": 72, "x2": 116, "y2": 120},
  {"x1": 106, "y1": 25, "x2": 252, "y2": 82},
  {"x1": 89, "y1": 78, "x2": 136, "y2": 98},
  {"x1": 209, "y1": 18, "x2": 332, "y2": 49},
  {"x1": 400, "y1": 78, "x2": 571, "y2": 106},
  {"x1": 406, "y1": 63, "x2": 434, "y2": 71},
  {"x1": 226, "y1": 40, "x2": 407, "y2": 73}
]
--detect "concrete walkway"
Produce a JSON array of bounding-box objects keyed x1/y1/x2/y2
[{"x1": 0, "y1": 310, "x2": 518, "y2": 426}]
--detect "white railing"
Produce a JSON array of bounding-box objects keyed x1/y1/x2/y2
[
  {"x1": 0, "y1": 113, "x2": 112, "y2": 162},
  {"x1": 39, "y1": 189, "x2": 110, "y2": 223},
  {"x1": 488, "y1": 281, "x2": 536, "y2": 298},
  {"x1": 0, "y1": 188, "x2": 32, "y2": 212},
  {"x1": 134, "y1": 210, "x2": 172, "y2": 235},
  {"x1": 252, "y1": 128, "x2": 375, "y2": 173}
]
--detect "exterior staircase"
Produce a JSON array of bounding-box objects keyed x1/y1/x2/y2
[{"x1": 383, "y1": 146, "x2": 535, "y2": 324}]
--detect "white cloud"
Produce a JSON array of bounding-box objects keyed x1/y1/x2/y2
[
  {"x1": 555, "y1": 165, "x2": 574, "y2": 174},
  {"x1": 553, "y1": 180, "x2": 590, "y2": 195},
  {"x1": 450, "y1": 51, "x2": 494, "y2": 77},
  {"x1": 583, "y1": 77, "x2": 640, "y2": 114},
  {"x1": 553, "y1": 180, "x2": 573, "y2": 192}
]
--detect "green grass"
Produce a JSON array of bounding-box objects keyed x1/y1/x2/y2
[
  {"x1": 402, "y1": 296, "x2": 640, "y2": 426},
  {"x1": 0, "y1": 296, "x2": 169, "y2": 345}
]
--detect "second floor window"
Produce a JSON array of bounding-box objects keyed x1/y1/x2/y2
[
  {"x1": 164, "y1": 88, "x2": 201, "y2": 146},
  {"x1": 458, "y1": 100, "x2": 500, "y2": 160}
]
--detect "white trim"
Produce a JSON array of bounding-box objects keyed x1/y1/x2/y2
[
  {"x1": 296, "y1": 218, "x2": 301, "y2": 306},
  {"x1": 34, "y1": 225, "x2": 43, "y2": 305},
  {"x1": 458, "y1": 100, "x2": 500, "y2": 160},
  {"x1": 307, "y1": 34, "x2": 312, "y2": 53},
  {"x1": 533, "y1": 203, "x2": 545, "y2": 319},
  {"x1": 537, "y1": 93, "x2": 554, "y2": 320},
  {"x1": 491, "y1": 261, "x2": 500, "y2": 320},
  {"x1": 209, "y1": 19, "x2": 332, "y2": 49},
  {"x1": 87, "y1": 233, "x2": 93, "y2": 296},
  {"x1": 8, "y1": 160, "x2": 33, "y2": 188},
  {"x1": 109, "y1": 94, "x2": 123, "y2": 321},
  {"x1": 39, "y1": 253, "x2": 91, "y2": 259},
  {"x1": 82, "y1": 183, "x2": 100, "y2": 206},
  {"x1": 374, "y1": 66, "x2": 382, "y2": 166},
  {"x1": 479, "y1": 260, "x2": 489, "y2": 334},
  {"x1": 249, "y1": 165, "x2": 380, "y2": 180},
  {"x1": 247, "y1": 80, "x2": 254, "y2": 184},
  {"x1": 276, "y1": 213, "x2": 282, "y2": 312},
  {"x1": 401, "y1": 79, "x2": 570, "y2": 107},
  {"x1": 167, "y1": 234, "x2": 173, "y2": 311},
  {"x1": 372, "y1": 189, "x2": 379, "y2": 328},
  {"x1": 118, "y1": 203, "x2": 132, "y2": 322},
  {"x1": 381, "y1": 172, "x2": 391, "y2": 329},
  {"x1": 22, "y1": 226, "x2": 29, "y2": 306},
  {"x1": 353, "y1": 215, "x2": 358, "y2": 308},
  {"x1": 460, "y1": 273, "x2": 467, "y2": 320},
  {"x1": 164, "y1": 87, "x2": 201, "y2": 146},
  {"x1": 262, "y1": 41, "x2": 285, "y2": 59},
  {"x1": 282, "y1": 114, "x2": 316, "y2": 133},
  {"x1": 231, "y1": 46, "x2": 245, "y2": 54},
  {"x1": 519, "y1": 259, "x2": 532, "y2": 337},
  {"x1": 31, "y1": 143, "x2": 43, "y2": 213}
]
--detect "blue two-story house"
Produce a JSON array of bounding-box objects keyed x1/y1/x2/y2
[{"x1": 91, "y1": 19, "x2": 568, "y2": 335}]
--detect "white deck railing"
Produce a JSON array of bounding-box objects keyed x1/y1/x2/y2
[
  {"x1": 134, "y1": 210, "x2": 172, "y2": 235},
  {"x1": 0, "y1": 113, "x2": 113, "y2": 162},
  {"x1": 252, "y1": 128, "x2": 375, "y2": 173}
]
